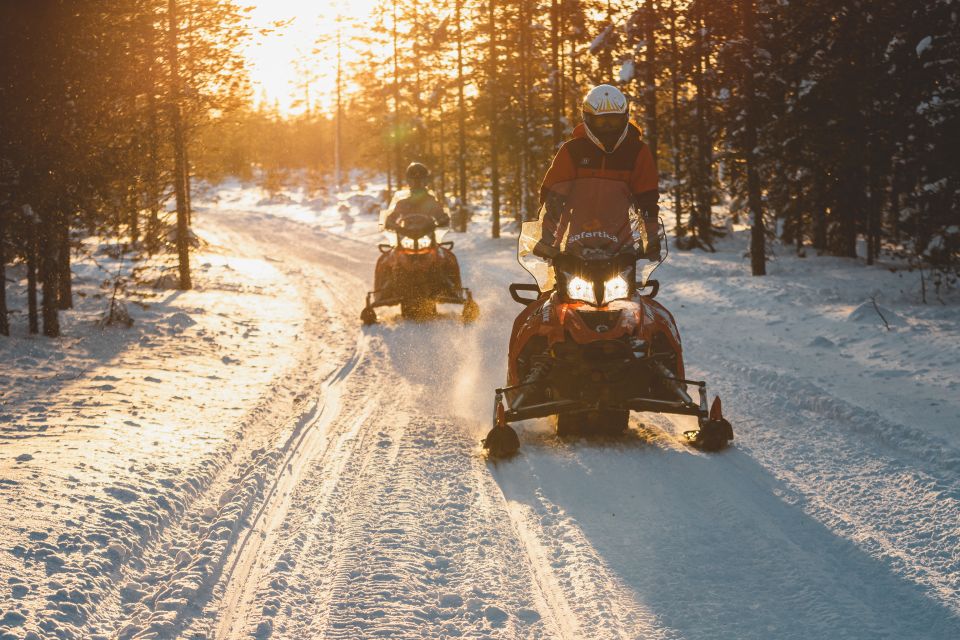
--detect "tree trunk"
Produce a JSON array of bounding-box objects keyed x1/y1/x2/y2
[
  {"x1": 146, "y1": 88, "x2": 161, "y2": 253},
  {"x1": 569, "y1": 35, "x2": 579, "y2": 124},
  {"x1": 488, "y1": 0, "x2": 500, "y2": 238},
  {"x1": 39, "y1": 209, "x2": 60, "y2": 337},
  {"x1": 168, "y1": 0, "x2": 191, "y2": 289},
  {"x1": 668, "y1": 0, "x2": 684, "y2": 237},
  {"x1": 741, "y1": 0, "x2": 765, "y2": 275},
  {"x1": 58, "y1": 209, "x2": 72, "y2": 308},
  {"x1": 411, "y1": 2, "x2": 426, "y2": 162},
  {"x1": 183, "y1": 142, "x2": 192, "y2": 224},
  {"x1": 0, "y1": 211, "x2": 8, "y2": 336},
  {"x1": 455, "y1": 0, "x2": 468, "y2": 231},
  {"x1": 643, "y1": 0, "x2": 658, "y2": 167},
  {"x1": 550, "y1": 0, "x2": 562, "y2": 148},
  {"x1": 692, "y1": 1, "x2": 713, "y2": 247},
  {"x1": 812, "y1": 171, "x2": 827, "y2": 253},
  {"x1": 519, "y1": 0, "x2": 533, "y2": 220},
  {"x1": 392, "y1": 0, "x2": 403, "y2": 182},
  {"x1": 26, "y1": 214, "x2": 39, "y2": 335},
  {"x1": 866, "y1": 158, "x2": 877, "y2": 265},
  {"x1": 335, "y1": 23, "x2": 343, "y2": 191},
  {"x1": 128, "y1": 184, "x2": 139, "y2": 246}
]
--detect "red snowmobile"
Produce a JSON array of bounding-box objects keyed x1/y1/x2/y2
[
  {"x1": 482, "y1": 177, "x2": 733, "y2": 456},
  {"x1": 361, "y1": 212, "x2": 479, "y2": 324}
]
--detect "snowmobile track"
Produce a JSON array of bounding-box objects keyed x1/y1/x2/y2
[
  {"x1": 492, "y1": 442, "x2": 681, "y2": 640},
  {"x1": 215, "y1": 331, "x2": 369, "y2": 638}
]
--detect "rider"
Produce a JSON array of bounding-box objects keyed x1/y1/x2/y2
[
  {"x1": 537, "y1": 84, "x2": 661, "y2": 261},
  {"x1": 384, "y1": 162, "x2": 450, "y2": 230}
]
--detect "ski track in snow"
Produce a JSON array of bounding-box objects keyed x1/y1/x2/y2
[
  {"x1": 3, "y1": 183, "x2": 960, "y2": 639},
  {"x1": 215, "y1": 331, "x2": 370, "y2": 639}
]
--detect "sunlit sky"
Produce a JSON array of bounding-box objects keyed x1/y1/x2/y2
[{"x1": 245, "y1": 0, "x2": 381, "y2": 115}]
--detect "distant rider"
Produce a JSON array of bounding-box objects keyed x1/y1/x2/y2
[
  {"x1": 384, "y1": 162, "x2": 450, "y2": 230},
  {"x1": 537, "y1": 84, "x2": 661, "y2": 260}
]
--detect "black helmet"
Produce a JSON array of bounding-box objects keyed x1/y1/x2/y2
[{"x1": 405, "y1": 162, "x2": 430, "y2": 186}]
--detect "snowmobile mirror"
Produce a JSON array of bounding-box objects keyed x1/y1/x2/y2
[
  {"x1": 440, "y1": 241, "x2": 454, "y2": 250},
  {"x1": 640, "y1": 279, "x2": 659, "y2": 298},
  {"x1": 378, "y1": 244, "x2": 393, "y2": 254},
  {"x1": 509, "y1": 283, "x2": 541, "y2": 305}
]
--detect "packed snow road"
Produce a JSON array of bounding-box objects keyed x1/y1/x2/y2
[
  {"x1": 3, "y1": 185, "x2": 959, "y2": 639},
  {"x1": 188, "y1": 195, "x2": 958, "y2": 639}
]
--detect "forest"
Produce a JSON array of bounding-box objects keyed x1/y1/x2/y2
[{"x1": 1, "y1": 0, "x2": 958, "y2": 338}]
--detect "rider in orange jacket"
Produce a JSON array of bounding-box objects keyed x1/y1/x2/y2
[{"x1": 539, "y1": 84, "x2": 661, "y2": 260}]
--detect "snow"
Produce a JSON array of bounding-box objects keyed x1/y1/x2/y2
[
  {"x1": 618, "y1": 60, "x2": 636, "y2": 83},
  {"x1": 589, "y1": 25, "x2": 613, "y2": 55},
  {"x1": 916, "y1": 35, "x2": 933, "y2": 57},
  {"x1": 2, "y1": 180, "x2": 959, "y2": 638}
]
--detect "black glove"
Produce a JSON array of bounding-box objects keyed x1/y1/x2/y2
[
  {"x1": 543, "y1": 191, "x2": 567, "y2": 221},
  {"x1": 633, "y1": 190, "x2": 660, "y2": 220},
  {"x1": 532, "y1": 241, "x2": 560, "y2": 260},
  {"x1": 645, "y1": 234, "x2": 662, "y2": 261}
]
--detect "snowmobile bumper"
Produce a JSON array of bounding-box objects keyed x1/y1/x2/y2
[
  {"x1": 364, "y1": 287, "x2": 474, "y2": 310},
  {"x1": 493, "y1": 376, "x2": 708, "y2": 424},
  {"x1": 484, "y1": 375, "x2": 732, "y2": 455},
  {"x1": 362, "y1": 288, "x2": 478, "y2": 324}
]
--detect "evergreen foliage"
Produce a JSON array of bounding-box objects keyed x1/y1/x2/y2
[{"x1": 1, "y1": 0, "x2": 957, "y2": 338}]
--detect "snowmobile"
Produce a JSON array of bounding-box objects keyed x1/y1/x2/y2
[
  {"x1": 361, "y1": 212, "x2": 479, "y2": 324},
  {"x1": 482, "y1": 177, "x2": 733, "y2": 457}
]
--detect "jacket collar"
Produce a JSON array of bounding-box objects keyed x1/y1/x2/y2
[{"x1": 574, "y1": 121, "x2": 640, "y2": 154}]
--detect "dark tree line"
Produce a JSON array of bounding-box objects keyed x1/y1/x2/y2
[
  {"x1": 340, "y1": 0, "x2": 956, "y2": 280},
  {"x1": 2, "y1": 1, "x2": 957, "y2": 340},
  {"x1": 0, "y1": 0, "x2": 251, "y2": 337}
]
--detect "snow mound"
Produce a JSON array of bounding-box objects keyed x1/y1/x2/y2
[
  {"x1": 152, "y1": 272, "x2": 181, "y2": 290},
  {"x1": 809, "y1": 336, "x2": 836, "y2": 349},
  {"x1": 257, "y1": 193, "x2": 296, "y2": 206},
  {"x1": 164, "y1": 312, "x2": 197, "y2": 329},
  {"x1": 847, "y1": 301, "x2": 906, "y2": 327},
  {"x1": 345, "y1": 193, "x2": 382, "y2": 216},
  {"x1": 302, "y1": 196, "x2": 330, "y2": 210}
]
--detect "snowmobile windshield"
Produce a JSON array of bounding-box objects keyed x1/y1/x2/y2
[{"x1": 519, "y1": 177, "x2": 660, "y2": 292}]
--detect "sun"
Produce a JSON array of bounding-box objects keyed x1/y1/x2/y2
[{"x1": 244, "y1": 0, "x2": 381, "y2": 115}]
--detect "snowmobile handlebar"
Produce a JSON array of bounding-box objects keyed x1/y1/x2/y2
[
  {"x1": 640, "y1": 279, "x2": 659, "y2": 298},
  {"x1": 509, "y1": 283, "x2": 541, "y2": 305}
]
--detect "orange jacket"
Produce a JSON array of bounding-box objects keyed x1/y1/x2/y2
[{"x1": 539, "y1": 122, "x2": 658, "y2": 206}]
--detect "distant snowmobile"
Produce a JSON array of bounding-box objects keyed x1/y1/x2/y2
[
  {"x1": 482, "y1": 177, "x2": 733, "y2": 456},
  {"x1": 361, "y1": 212, "x2": 479, "y2": 324}
]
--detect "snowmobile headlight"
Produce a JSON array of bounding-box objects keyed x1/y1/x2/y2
[
  {"x1": 416, "y1": 235, "x2": 432, "y2": 248},
  {"x1": 603, "y1": 275, "x2": 630, "y2": 303},
  {"x1": 400, "y1": 236, "x2": 417, "y2": 250},
  {"x1": 566, "y1": 276, "x2": 597, "y2": 305}
]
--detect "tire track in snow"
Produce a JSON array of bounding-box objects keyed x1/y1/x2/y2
[
  {"x1": 214, "y1": 330, "x2": 369, "y2": 639},
  {"x1": 492, "y1": 453, "x2": 681, "y2": 640},
  {"x1": 259, "y1": 358, "x2": 547, "y2": 639}
]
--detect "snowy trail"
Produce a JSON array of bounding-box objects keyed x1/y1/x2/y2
[
  {"x1": 196, "y1": 204, "x2": 959, "y2": 639},
  {"x1": 11, "y1": 190, "x2": 956, "y2": 639}
]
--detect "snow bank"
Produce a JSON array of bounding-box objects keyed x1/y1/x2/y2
[{"x1": 0, "y1": 231, "x2": 307, "y2": 638}]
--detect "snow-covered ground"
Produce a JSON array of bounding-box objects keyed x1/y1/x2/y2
[{"x1": 1, "y1": 179, "x2": 958, "y2": 639}]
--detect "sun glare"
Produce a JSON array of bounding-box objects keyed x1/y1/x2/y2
[{"x1": 245, "y1": 0, "x2": 381, "y2": 115}]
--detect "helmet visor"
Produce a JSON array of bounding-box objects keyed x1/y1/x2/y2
[{"x1": 586, "y1": 112, "x2": 628, "y2": 134}]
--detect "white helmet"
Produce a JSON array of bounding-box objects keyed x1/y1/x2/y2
[{"x1": 582, "y1": 84, "x2": 630, "y2": 152}]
